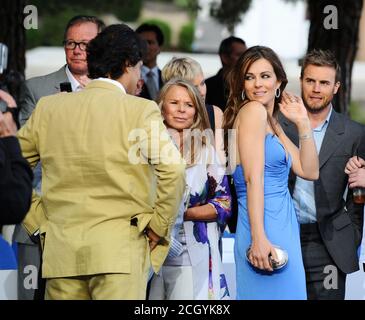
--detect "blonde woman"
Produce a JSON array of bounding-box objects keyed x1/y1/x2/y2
[
  {"x1": 162, "y1": 57, "x2": 223, "y2": 132},
  {"x1": 162, "y1": 57, "x2": 237, "y2": 232},
  {"x1": 149, "y1": 78, "x2": 231, "y2": 300}
]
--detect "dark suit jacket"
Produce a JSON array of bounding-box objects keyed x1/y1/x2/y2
[
  {"x1": 205, "y1": 68, "x2": 228, "y2": 112},
  {"x1": 139, "y1": 69, "x2": 163, "y2": 101},
  {"x1": 0, "y1": 137, "x2": 32, "y2": 225},
  {"x1": 280, "y1": 110, "x2": 365, "y2": 274}
]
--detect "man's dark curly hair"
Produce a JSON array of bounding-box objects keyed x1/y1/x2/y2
[{"x1": 87, "y1": 24, "x2": 144, "y2": 80}]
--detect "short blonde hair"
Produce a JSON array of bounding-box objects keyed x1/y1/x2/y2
[{"x1": 162, "y1": 57, "x2": 203, "y2": 83}]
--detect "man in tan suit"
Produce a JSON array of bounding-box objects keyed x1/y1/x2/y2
[
  {"x1": 17, "y1": 24, "x2": 185, "y2": 300},
  {"x1": 15, "y1": 15, "x2": 105, "y2": 300}
]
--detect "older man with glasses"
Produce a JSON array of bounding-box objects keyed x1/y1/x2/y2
[
  {"x1": 14, "y1": 15, "x2": 105, "y2": 300},
  {"x1": 19, "y1": 15, "x2": 105, "y2": 126}
]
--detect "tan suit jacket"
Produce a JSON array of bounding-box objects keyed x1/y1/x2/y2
[{"x1": 17, "y1": 80, "x2": 186, "y2": 278}]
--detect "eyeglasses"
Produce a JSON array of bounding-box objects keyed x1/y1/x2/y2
[{"x1": 63, "y1": 40, "x2": 88, "y2": 51}]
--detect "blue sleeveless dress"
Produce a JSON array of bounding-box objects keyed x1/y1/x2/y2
[{"x1": 232, "y1": 134, "x2": 306, "y2": 300}]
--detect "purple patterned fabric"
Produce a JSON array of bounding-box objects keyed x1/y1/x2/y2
[{"x1": 190, "y1": 174, "x2": 231, "y2": 244}]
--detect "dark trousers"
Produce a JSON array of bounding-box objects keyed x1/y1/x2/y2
[{"x1": 300, "y1": 223, "x2": 346, "y2": 300}]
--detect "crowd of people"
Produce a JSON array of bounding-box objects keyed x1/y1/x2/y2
[{"x1": 1, "y1": 14, "x2": 365, "y2": 300}]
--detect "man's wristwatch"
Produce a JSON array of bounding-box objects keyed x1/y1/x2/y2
[
  {"x1": 3, "y1": 106, "x2": 17, "y2": 117},
  {"x1": 0, "y1": 101, "x2": 17, "y2": 119},
  {"x1": 0, "y1": 102, "x2": 19, "y2": 127}
]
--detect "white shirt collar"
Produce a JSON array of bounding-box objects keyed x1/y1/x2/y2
[
  {"x1": 65, "y1": 65, "x2": 82, "y2": 92},
  {"x1": 95, "y1": 77, "x2": 126, "y2": 94},
  {"x1": 141, "y1": 65, "x2": 158, "y2": 78}
]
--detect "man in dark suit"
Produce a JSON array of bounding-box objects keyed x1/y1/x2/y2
[
  {"x1": 205, "y1": 37, "x2": 246, "y2": 233},
  {"x1": 0, "y1": 109, "x2": 32, "y2": 299},
  {"x1": 205, "y1": 36, "x2": 246, "y2": 111},
  {"x1": 14, "y1": 15, "x2": 104, "y2": 300},
  {"x1": 136, "y1": 23, "x2": 164, "y2": 101},
  {"x1": 280, "y1": 49, "x2": 365, "y2": 299},
  {"x1": 0, "y1": 109, "x2": 32, "y2": 224}
]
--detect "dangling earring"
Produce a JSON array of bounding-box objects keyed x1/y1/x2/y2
[
  {"x1": 241, "y1": 90, "x2": 246, "y2": 101},
  {"x1": 275, "y1": 88, "x2": 281, "y2": 98}
]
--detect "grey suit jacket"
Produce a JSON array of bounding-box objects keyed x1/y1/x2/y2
[
  {"x1": 18, "y1": 66, "x2": 68, "y2": 126},
  {"x1": 14, "y1": 66, "x2": 69, "y2": 299},
  {"x1": 280, "y1": 110, "x2": 365, "y2": 274}
]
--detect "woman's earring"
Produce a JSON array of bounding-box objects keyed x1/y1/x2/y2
[
  {"x1": 241, "y1": 90, "x2": 246, "y2": 101},
  {"x1": 275, "y1": 88, "x2": 281, "y2": 98}
]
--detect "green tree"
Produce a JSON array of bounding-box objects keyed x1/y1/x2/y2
[
  {"x1": 210, "y1": 0, "x2": 252, "y2": 34},
  {"x1": 209, "y1": 0, "x2": 364, "y2": 115},
  {"x1": 178, "y1": 22, "x2": 195, "y2": 52},
  {"x1": 30, "y1": 0, "x2": 143, "y2": 22},
  {"x1": 306, "y1": 0, "x2": 363, "y2": 115}
]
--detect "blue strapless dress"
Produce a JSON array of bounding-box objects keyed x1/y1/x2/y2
[{"x1": 233, "y1": 134, "x2": 306, "y2": 300}]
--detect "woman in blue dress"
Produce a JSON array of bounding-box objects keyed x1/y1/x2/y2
[{"x1": 223, "y1": 46, "x2": 319, "y2": 299}]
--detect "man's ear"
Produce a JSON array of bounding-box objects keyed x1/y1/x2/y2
[
  {"x1": 220, "y1": 53, "x2": 229, "y2": 66},
  {"x1": 123, "y1": 61, "x2": 132, "y2": 74}
]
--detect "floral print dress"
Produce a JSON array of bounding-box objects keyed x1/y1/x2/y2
[{"x1": 167, "y1": 145, "x2": 231, "y2": 300}]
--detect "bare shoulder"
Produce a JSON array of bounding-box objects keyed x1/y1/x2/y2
[
  {"x1": 212, "y1": 105, "x2": 223, "y2": 116},
  {"x1": 237, "y1": 101, "x2": 267, "y2": 121}
]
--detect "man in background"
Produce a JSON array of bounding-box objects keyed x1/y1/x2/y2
[
  {"x1": 205, "y1": 36, "x2": 247, "y2": 111},
  {"x1": 0, "y1": 110, "x2": 32, "y2": 224},
  {"x1": 14, "y1": 15, "x2": 105, "y2": 300},
  {"x1": 136, "y1": 23, "x2": 164, "y2": 101},
  {"x1": 281, "y1": 49, "x2": 365, "y2": 299},
  {"x1": 17, "y1": 24, "x2": 185, "y2": 299},
  {"x1": 19, "y1": 15, "x2": 105, "y2": 125}
]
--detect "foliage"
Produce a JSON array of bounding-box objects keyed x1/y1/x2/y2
[
  {"x1": 28, "y1": 0, "x2": 142, "y2": 21},
  {"x1": 349, "y1": 101, "x2": 365, "y2": 125},
  {"x1": 175, "y1": 0, "x2": 200, "y2": 18},
  {"x1": 307, "y1": 0, "x2": 363, "y2": 114},
  {"x1": 25, "y1": 0, "x2": 143, "y2": 48},
  {"x1": 26, "y1": 7, "x2": 97, "y2": 48},
  {"x1": 210, "y1": 0, "x2": 252, "y2": 34},
  {"x1": 178, "y1": 22, "x2": 195, "y2": 52},
  {"x1": 141, "y1": 18, "x2": 172, "y2": 49}
]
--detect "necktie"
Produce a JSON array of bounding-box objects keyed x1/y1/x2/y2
[{"x1": 146, "y1": 70, "x2": 158, "y2": 100}]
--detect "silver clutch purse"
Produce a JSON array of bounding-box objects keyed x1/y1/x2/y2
[{"x1": 246, "y1": 245, "x2": 288, "y2": 271}]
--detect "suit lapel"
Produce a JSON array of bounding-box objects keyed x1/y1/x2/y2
[
  {"x1": 53, "y1": 65, "x2": 69, "y2": 92},
  {"x1": 280, "y1": 110, "x2": 346, "y2": 169},
  {"x1": 318, "y1": 111, "x2": 345, "y2": 169},
  {"x1": 279, "y1": 113, "x2": 298, "y2": 146}
]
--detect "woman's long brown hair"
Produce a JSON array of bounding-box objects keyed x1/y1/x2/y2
[{"x1": 222, "y1": 46, "x2": 288, "y2": 152}]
